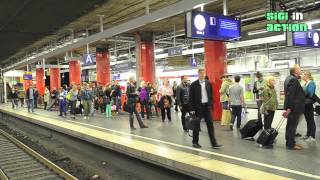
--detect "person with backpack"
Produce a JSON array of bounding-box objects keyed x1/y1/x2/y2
[
  {"x1": 176, "y1": 75, "x2": 190, "y2": 132},
  {"x1": 81, "y1": 83, "x2": 93, "y2": 120},
  {"x1": 301, "y1": 71, "x2": 316, "y2": 142},
  {"x1": 261, "y1": 77, "x2": 278, "y2": 130}
]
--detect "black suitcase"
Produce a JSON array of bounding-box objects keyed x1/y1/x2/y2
[
  {"x1": 240, "y1": 119, "x2": 263, "y2": 139},
  {"x1": 186, "y1": 114, "x2": 200, "y2": 131},
  {"x1": 257, "y1": 118, "x2": 285, "y2": 146},
  {"x1": 315, "y1": 105, "x2": 320, "y2": 115}
]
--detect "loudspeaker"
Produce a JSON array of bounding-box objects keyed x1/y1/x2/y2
[
  {"x1": 96, "y1": 46, "x2": 108, "y2": 53},
  {"x1": 139, "y1": 32, "x2": 153, "y2": 42}
]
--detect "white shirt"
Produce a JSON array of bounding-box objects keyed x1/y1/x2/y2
[{"x1": 200, "y1": 80, "x2": 208, "y2": 103}]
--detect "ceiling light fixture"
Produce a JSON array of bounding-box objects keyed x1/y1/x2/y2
[{"x1": 248, "y1": 29, "x2": 268, "y2": 36}]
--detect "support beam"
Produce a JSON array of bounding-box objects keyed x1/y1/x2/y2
[{"x1": 4, "y1": 0, "x2": 217, "y2": 71}]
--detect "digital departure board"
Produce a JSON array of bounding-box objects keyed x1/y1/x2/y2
[
  {"x1": 186, "y1": 11, "x2": 241, "y2": 41},
  {"x1": 287, "y1": 30, "x2": 320, "y2": 48},
  {"x1": 23, "y1": 72, "x2": 32, "y2": 80}
]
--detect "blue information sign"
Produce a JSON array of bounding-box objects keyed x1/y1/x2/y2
[
  {"x1": 190, "y1": 57, "x2": 197, "y2": 67},
  {"x1": 82, "y1": 54, "x2": 96, "y2": 66},
  {"x1": 287, "y1": 30, "x2": 320, "y2": 48},
  {"x1": 186, "y1": 11, "x2": 241, "y2": 41},
  {"x1": 168, "y1": 47, "x2": 183, "y2": 56}
]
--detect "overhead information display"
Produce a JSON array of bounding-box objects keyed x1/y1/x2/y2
[
  {"x1": 287, "y1": 30, "x2": 320, "y2": 48},
  {"x1": 186, "y1": 11, "x2": 241, "y2": 41}
]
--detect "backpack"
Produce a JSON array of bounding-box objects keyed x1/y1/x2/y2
[{"x1": 66, "y1": 91, "x2": 72, "y2": 101}]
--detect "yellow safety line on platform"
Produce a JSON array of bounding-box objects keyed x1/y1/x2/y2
[{"x1": 1, "y1": 107, "x2": 319, "y2": 179}]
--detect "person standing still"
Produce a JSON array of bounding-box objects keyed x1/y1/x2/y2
[
  {"x1": 81, "y1": 83, "x2": 93, "y2": 120},
  {"x1": 176, "y1": 75, "x2": 190, "y2": 132},
  {"x1": 261, "y1": 77, "x2": 278, "y2": 130},
  {"x1": 219, "y1": 75, "x2": 232, "y2": 126},
  {"x1": 70, "y1": 85, "x2": 79, "y2": 119},
  {"x1": 189, "y1": 69, "x2": 221, "y2": 149},
  {"x1": 253, "y1": 72, "x2": 265, "y2": 121},
  {"x1": 229, "y1": 76, "x2": 244, "y2": 130},
  {"x1": 126, "y1": 77, "x2": 148, "y2": 129},
  {"x1": 26, "y1": 85, "x2": 35, "y2": 113},
  {"x1": 43, "y1": 87, "x2": 50, "y2": 110},
  {"x1": 283, "y1": 65, "x2": 305, "y2": 150},
  {"x1": 301, "y1": 71, "x2": 316, "y2": 142}
]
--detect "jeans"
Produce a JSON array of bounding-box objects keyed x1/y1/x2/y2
[
  {"x1": 11, "y1": 99, "x2": 18, "y2": 109},
  {"x1": 70, "y1": 100, "x2": 77, "y2": 116},
  {"x1": 27, "y1": 99, "x2": 34, "y2": 112},
  {"x1": 286, "y1": 113, "x2": 301, "y2": 148},
  {"x1": 59, "y1": 99, "x2": 67, "y2": 116},
  {"x1": 304, "y1": 104, "x2": 316, "y2": 138},
  {"x1": 181, "y1": 104, "x2": 190, "y2": 130},
  {"x1": 263, "y1": 110, "x2": 275, "y2": 129},
  {"x1": 129, "y1": 103, "x2": 145, "y2": 128},
  {"x1": 161, "y1": 107, "x2": 171, "y2": 121},
  {"x1": 257, "y1": 100, "x2": 263, "y2": 121},
  {"x1": 105, "y1": 104, "x2": 112, "y2": 117},
  {"x1": 231, "y1": 105, "x2": 242, "y2": 128},
  {"x1": 192, "y1": 104, "x2": 217, "y2": 146},
  {"x1": 82, "y1": 100, "x2": 92, "y2": 117},
  {"x1": 140, "y1": 100, "x2": 151, "y2": 119}
]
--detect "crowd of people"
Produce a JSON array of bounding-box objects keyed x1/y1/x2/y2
[
  {"x1": 7, "y1": 65, "x2": 318, "y2": 150},
  {"x1": 219, "y1": 65, "x2": 317, "y2": 150}
]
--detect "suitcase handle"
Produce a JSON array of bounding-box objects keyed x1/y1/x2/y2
[{"x1": 275, "y1": 117, "x2": 285, "y2": 131}]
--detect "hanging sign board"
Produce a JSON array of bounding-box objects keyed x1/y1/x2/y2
[
  {"x1": 23, "y1": 72, "x2": 32, "y2": 80},
  {"x1": 287, "y1": 30, "x2": 320, "y2": 48},
  {"x1": 186, "y1": 11, "x2": 241, "y2": 41}
]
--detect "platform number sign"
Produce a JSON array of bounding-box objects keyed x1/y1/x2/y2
[
  {"x1": 82, "y1": 54, "x2": 96, "y2": 66},
  {"x1": 190, "y1": 57, "x2": 197, "y2": 67}
]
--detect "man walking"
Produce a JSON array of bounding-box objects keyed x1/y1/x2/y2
[
  {"x1": 176, "y1": 75, "x2": 190, "y2": 132},
  {"x1": 283, "y1": 65, "x2": 305, "y2": 150},
  {"x1": 189, "y1": 69, "x2": 222, "y2": 149}
]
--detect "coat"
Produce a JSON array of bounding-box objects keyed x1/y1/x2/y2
[
  {"x1": 126, "y1": 83, "x2": 138, "y2": 113},
  {"x1": 284, "y1": 75, "x2": 305, "y2": 114},
  {"x1": 189, "y1": 79, "x2": 213, "y2": 115},
  {"x1": 44, "y1": 89, "x2": 50, "y2": 102},
  {"x1": 219, "y1": 79, "x2": 232, "y2": 103},
  {"x1": 262, "y1": 85, "x2": 278, "y2": 111}
]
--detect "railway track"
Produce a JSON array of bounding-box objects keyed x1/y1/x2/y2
[{"x1": 0, "y1": 129, "x2": 76, "y2": 180}]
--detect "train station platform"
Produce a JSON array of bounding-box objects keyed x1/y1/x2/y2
[{"x1": 0, "y1": 104, "x2": 319, "y2": 180}]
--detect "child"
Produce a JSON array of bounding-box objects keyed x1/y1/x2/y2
[{"x1": 105, "y1": 96, "x2": 112, "y2": 118}]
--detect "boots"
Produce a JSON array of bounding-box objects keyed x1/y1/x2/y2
[{"x1": 135, "y1": 111, "x2": 148, "y2": 128}]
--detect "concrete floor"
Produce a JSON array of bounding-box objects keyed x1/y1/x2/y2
[{"x1": 2, "y1": 103, "x2": 320, "y2": 179}]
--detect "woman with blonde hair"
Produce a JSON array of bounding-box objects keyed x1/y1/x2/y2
[
  {"x1": 261, "y1": 76, "x2": 278, "y2": 130},
  {"x1": 219, "y1": 75, "x2": 232, "y2": 126},
  {"x1": 302, "y1": 71, "x2": 316, "y2": 142}
]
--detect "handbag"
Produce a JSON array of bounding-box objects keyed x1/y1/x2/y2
[{"x1": 185, "y1": 114, "x2": 201, "y2": 131}]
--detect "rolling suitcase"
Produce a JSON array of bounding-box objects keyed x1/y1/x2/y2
[
  {"x1": 240, "y1": 119, "x2": 263, "y2": 139},
  {"x1": 257, "y1": 118, "x2": 285, "y2": 146}
]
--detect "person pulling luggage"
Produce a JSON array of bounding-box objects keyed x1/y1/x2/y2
[{"x1": 261, "y1": 76, "x2": 278, "y2": 130}]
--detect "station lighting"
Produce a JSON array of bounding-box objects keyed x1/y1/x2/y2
[
  {"x1": 248, "y1": 29, "x2": 268, "y2": 36},
  {"x1": 154, "y1": 48, "x2": 164, "y2": 53}
]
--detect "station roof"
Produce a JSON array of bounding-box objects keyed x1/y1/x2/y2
[{"x1": 1, "y1": 0, "x2": 320, "y2": 69}]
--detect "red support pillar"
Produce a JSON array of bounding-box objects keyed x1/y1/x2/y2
[
  {"x1": 204, "y1": 40, "x2": 227, "y2": 121},
  {"x1": 49, "y1": 68, "x2": 60, "y2": 91},
  {"x1": 96, "y1": 48, "x2": 110, "y2": 86},
  {"x1": 69, "y1": 60, "x2": 81, "y2": 85},
  {"x1": 36, "y1": 68, "x2": 45, "y2": 96},
  {"x1": 24, "y1": 80, "x2": 33, "y2": 91},
  {"x1": 139, "y1": 42, "x2": 155, "y2": 84}
]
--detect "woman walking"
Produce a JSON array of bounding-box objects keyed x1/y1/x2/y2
[
  {"x1": 261, "y1": 77, "x2": 278, "y2": 130},
  {"x1": 302, "y1": 71, "x2": 316, "y2": 142}
]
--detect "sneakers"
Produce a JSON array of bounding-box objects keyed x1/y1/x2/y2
[
  {"x1": 306, "y1": 137, "x2": 316, "y2": 142},
  {"x1": 193, "y1": 144, "x2": 202, "y2": 148},
  {"x1": 287, "y1": 144, "x2": 303, "y2": 150}
]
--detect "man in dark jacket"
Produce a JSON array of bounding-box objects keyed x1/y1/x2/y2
[
  {"x1": 176, "y1": 75, "x2": 190, "y2": 131},
  {"x1": 126, "y1": 77, "x2": 148, "y2": 130},
  {"x1": 189, "y1": 69, "x2": 221, "y2": 149},
  {"x1": 283, "y1": 65, "x2": 305, "y2": 150},
  {"x1": 26, "y1": 85, "x2": 35, "y2": 113}
]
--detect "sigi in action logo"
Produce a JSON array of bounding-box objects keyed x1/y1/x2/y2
[{"x1": 266, "y1": 11, "x2": 308, "y2": 32}]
